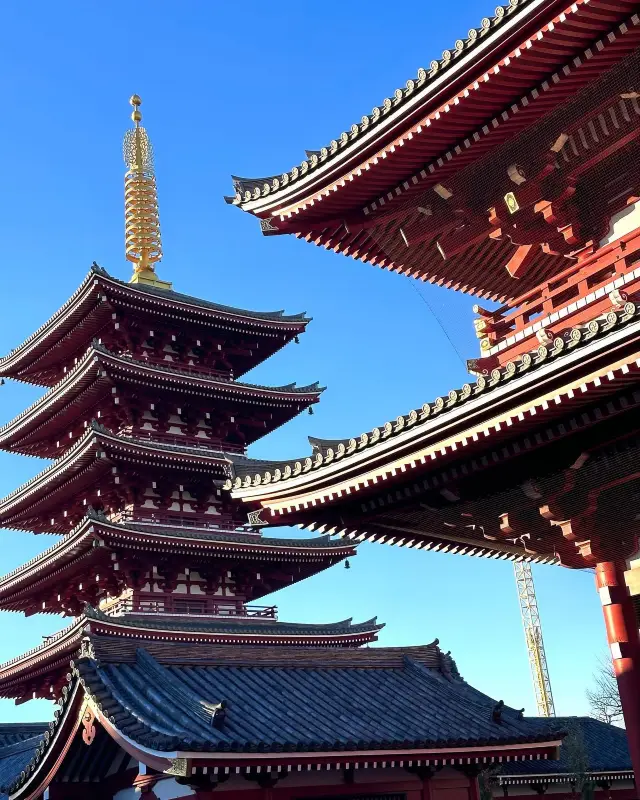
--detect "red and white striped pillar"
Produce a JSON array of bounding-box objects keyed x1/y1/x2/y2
[{"x1": 596, "y1": 561, "x2": 640, "y2": 791}]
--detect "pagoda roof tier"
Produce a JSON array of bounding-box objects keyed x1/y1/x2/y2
[
  {"x1": 0, "y1": 513, "x2": 356, "y2": 615},
  {"x1": 0, "y1": 423, "x2": 231, "y2": 534},
  {"x1": 0, "y1": 265, "x2": 310, "y2": 385},
  {"x1": 0, "y1": 343, "x2": 323, "y2": 457},
  {"x1": 0, "y1": 609, "x2": 386, "y2": 701},
  {"x1": 229, "y1": 298, "x2": 640, "y2": 568},
  {"x1": 227, "y1": 2, "x2": 640, "y2": 301},
  {"x1": 4, "y1": 637, "x2": 563, "y2": 800}
]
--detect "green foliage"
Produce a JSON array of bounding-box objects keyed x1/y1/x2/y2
[
  {"x1": 564, "y1": 721, "x2": 593, "y2": 800},
  {"x1": 478, "y1": 765, "x2": 501, "y2": 800}
]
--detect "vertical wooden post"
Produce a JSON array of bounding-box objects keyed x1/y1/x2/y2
[
  {"x1": 421, "y1": 774, "x2": 434, "y2": 800},
  {"x1": 414, "y1": 767, "x2": 435, "y2": 800},
  {"x1": 596, "y1": 561, "x2": 640, "y2": 789}
]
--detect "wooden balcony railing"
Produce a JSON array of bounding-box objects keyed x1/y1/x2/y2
[
  {"x1": 101, "y1": 597, "x2": 278, "y2": 619},
  {"x1": 126, "y1": 428, "x2": 245, "y2": 454},
  {"x1": 108, "y1": 509, "x2": 259, "y2": 535},
  {"x1": 476, "y1": 223, "x2": 640, "y2": 366}
]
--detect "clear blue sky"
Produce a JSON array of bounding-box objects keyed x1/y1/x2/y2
[{"x1": 0, "y1": 0, "x2": 605, "y2": 722}]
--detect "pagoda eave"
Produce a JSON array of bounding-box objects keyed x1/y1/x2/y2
[
  {"x1": 0, "y1": 344, "x2": 323, "y2": 457},
  {"x1": 0, "y1": 515, "x2": 356, "y2": 615},
  {"x1": 0, "y1": 613, "x2": 384, "y2": 701},
  {"x1": 0, "y1": 426, "x2": 232, "y2": 534},
  {"x1": 0, "y1": 267, "x2": 311, "y2": 385}
]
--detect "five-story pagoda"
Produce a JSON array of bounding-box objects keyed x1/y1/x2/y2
[{"x1": 0, "y1": 96, "x2": 369, "y2": 704}]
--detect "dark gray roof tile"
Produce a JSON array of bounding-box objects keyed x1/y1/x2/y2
[
  {"x1": 72, "y1": 646, "x2": 561, "y2": 754},
  {"x1": 501, "y1": 716, "x2": 631, "y2": 778},
  {"x1": 0, "y1": 735, "x2": 44, "y2": 799},
  {"x1": 99, "y1": 266, "x2": 310, "y2": 324}
]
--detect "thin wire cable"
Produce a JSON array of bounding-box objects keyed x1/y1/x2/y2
[{"x1": 409, "y1": 281, "x2": 468, "y2": 370}]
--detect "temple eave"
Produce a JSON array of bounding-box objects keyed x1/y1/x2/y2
[{"x1": 229, "y1": 9, "x2": 640, "y2": 303}]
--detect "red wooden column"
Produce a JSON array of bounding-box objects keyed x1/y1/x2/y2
[
  {"x1": 468, "y1": 775, "x2": 480, "y2": 800},
  {"x1": 596, "y1": 561, "x2": 640, "y2": 787}
]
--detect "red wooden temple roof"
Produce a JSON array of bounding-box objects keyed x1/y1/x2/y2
[
  {"x1": 226, "y1": 0, "x2": 640, "y2": 301},
  {"x1": 0, "y1": 422, "x2": 232, "y2": 534},
  {"x1": 228, "y1": 287, "x2": 640, "y2": 568},
  {"x1": 0, "y1": 512, "x2": 356, "y2": 615},
  {"x1": 0, "y1": 265, "x2": 311, "y2": 385},
  {"x1": 0, "y1": 343, "x2": 323, "y2": 457}
]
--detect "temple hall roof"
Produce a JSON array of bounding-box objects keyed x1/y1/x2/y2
[
  {"x1": 4, "y1": 635, "x2": 565, "y2": 798},
  {"x1": 226, "y1": 1, "x2": 638, "y2": 217},
  {"x1": 227, "y1": 0, "x2": 549, "y2": 208},
  {"x1": 0, "y1": 726, "x2": 47, "y2": 748},
  {"x1": 227, "y1": 2, "x2": 640, "y2": 301},
  {"x1": 499, "y1": 717, "x2": 632, "y2": 784},
  {"x1": 228, "y1": 294, "x2": 640, "y2": 567},
  {"x1": 68, "y1": 644, "x2": 558, "y2": 754},
  {"x1": 229, "y1": 299, "x2": 640, "y2": 497}
]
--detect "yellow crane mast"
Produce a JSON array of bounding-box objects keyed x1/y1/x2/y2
[{"x1": 514, "y1": 562, "x2": 556, "y2": 717}]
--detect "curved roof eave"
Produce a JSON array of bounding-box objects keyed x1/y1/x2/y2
[
  {"x1": 228, "y1": 0, "x2": 571, "y2": 214},
  {"x1": 0, "y1": 265, "x2": 311, "y2": 378},
  {"x1": 0, "y1": 345, "x2": 324, "y2": 449},
  {"x1": 228, "y1": 306, "x2": 640, "y2": 505}
]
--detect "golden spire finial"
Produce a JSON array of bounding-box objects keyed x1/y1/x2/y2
[{"x1": 123, "y1": 94, "x2": 172, "y2": 290}]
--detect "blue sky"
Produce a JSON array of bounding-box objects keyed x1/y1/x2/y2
[{"x1": 0, "y1": 0, "x2": 606, "y2": 721}]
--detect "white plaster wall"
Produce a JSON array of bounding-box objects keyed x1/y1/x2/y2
[{"x1": 600, "y1": 200, "x2": 640, "y2": 246}]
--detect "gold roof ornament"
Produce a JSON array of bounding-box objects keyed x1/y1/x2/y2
[{"x1": 123, "y1": 95, "x2": 172, "y2": 290}]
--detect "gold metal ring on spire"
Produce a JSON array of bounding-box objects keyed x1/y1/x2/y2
[{"x1": 123, "y1": 95, "x2": 171, "y2": 290}]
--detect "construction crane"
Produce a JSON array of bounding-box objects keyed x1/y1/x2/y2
[{"x1": 514, "y1": 562, "x2": 556, "y2": 717}]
